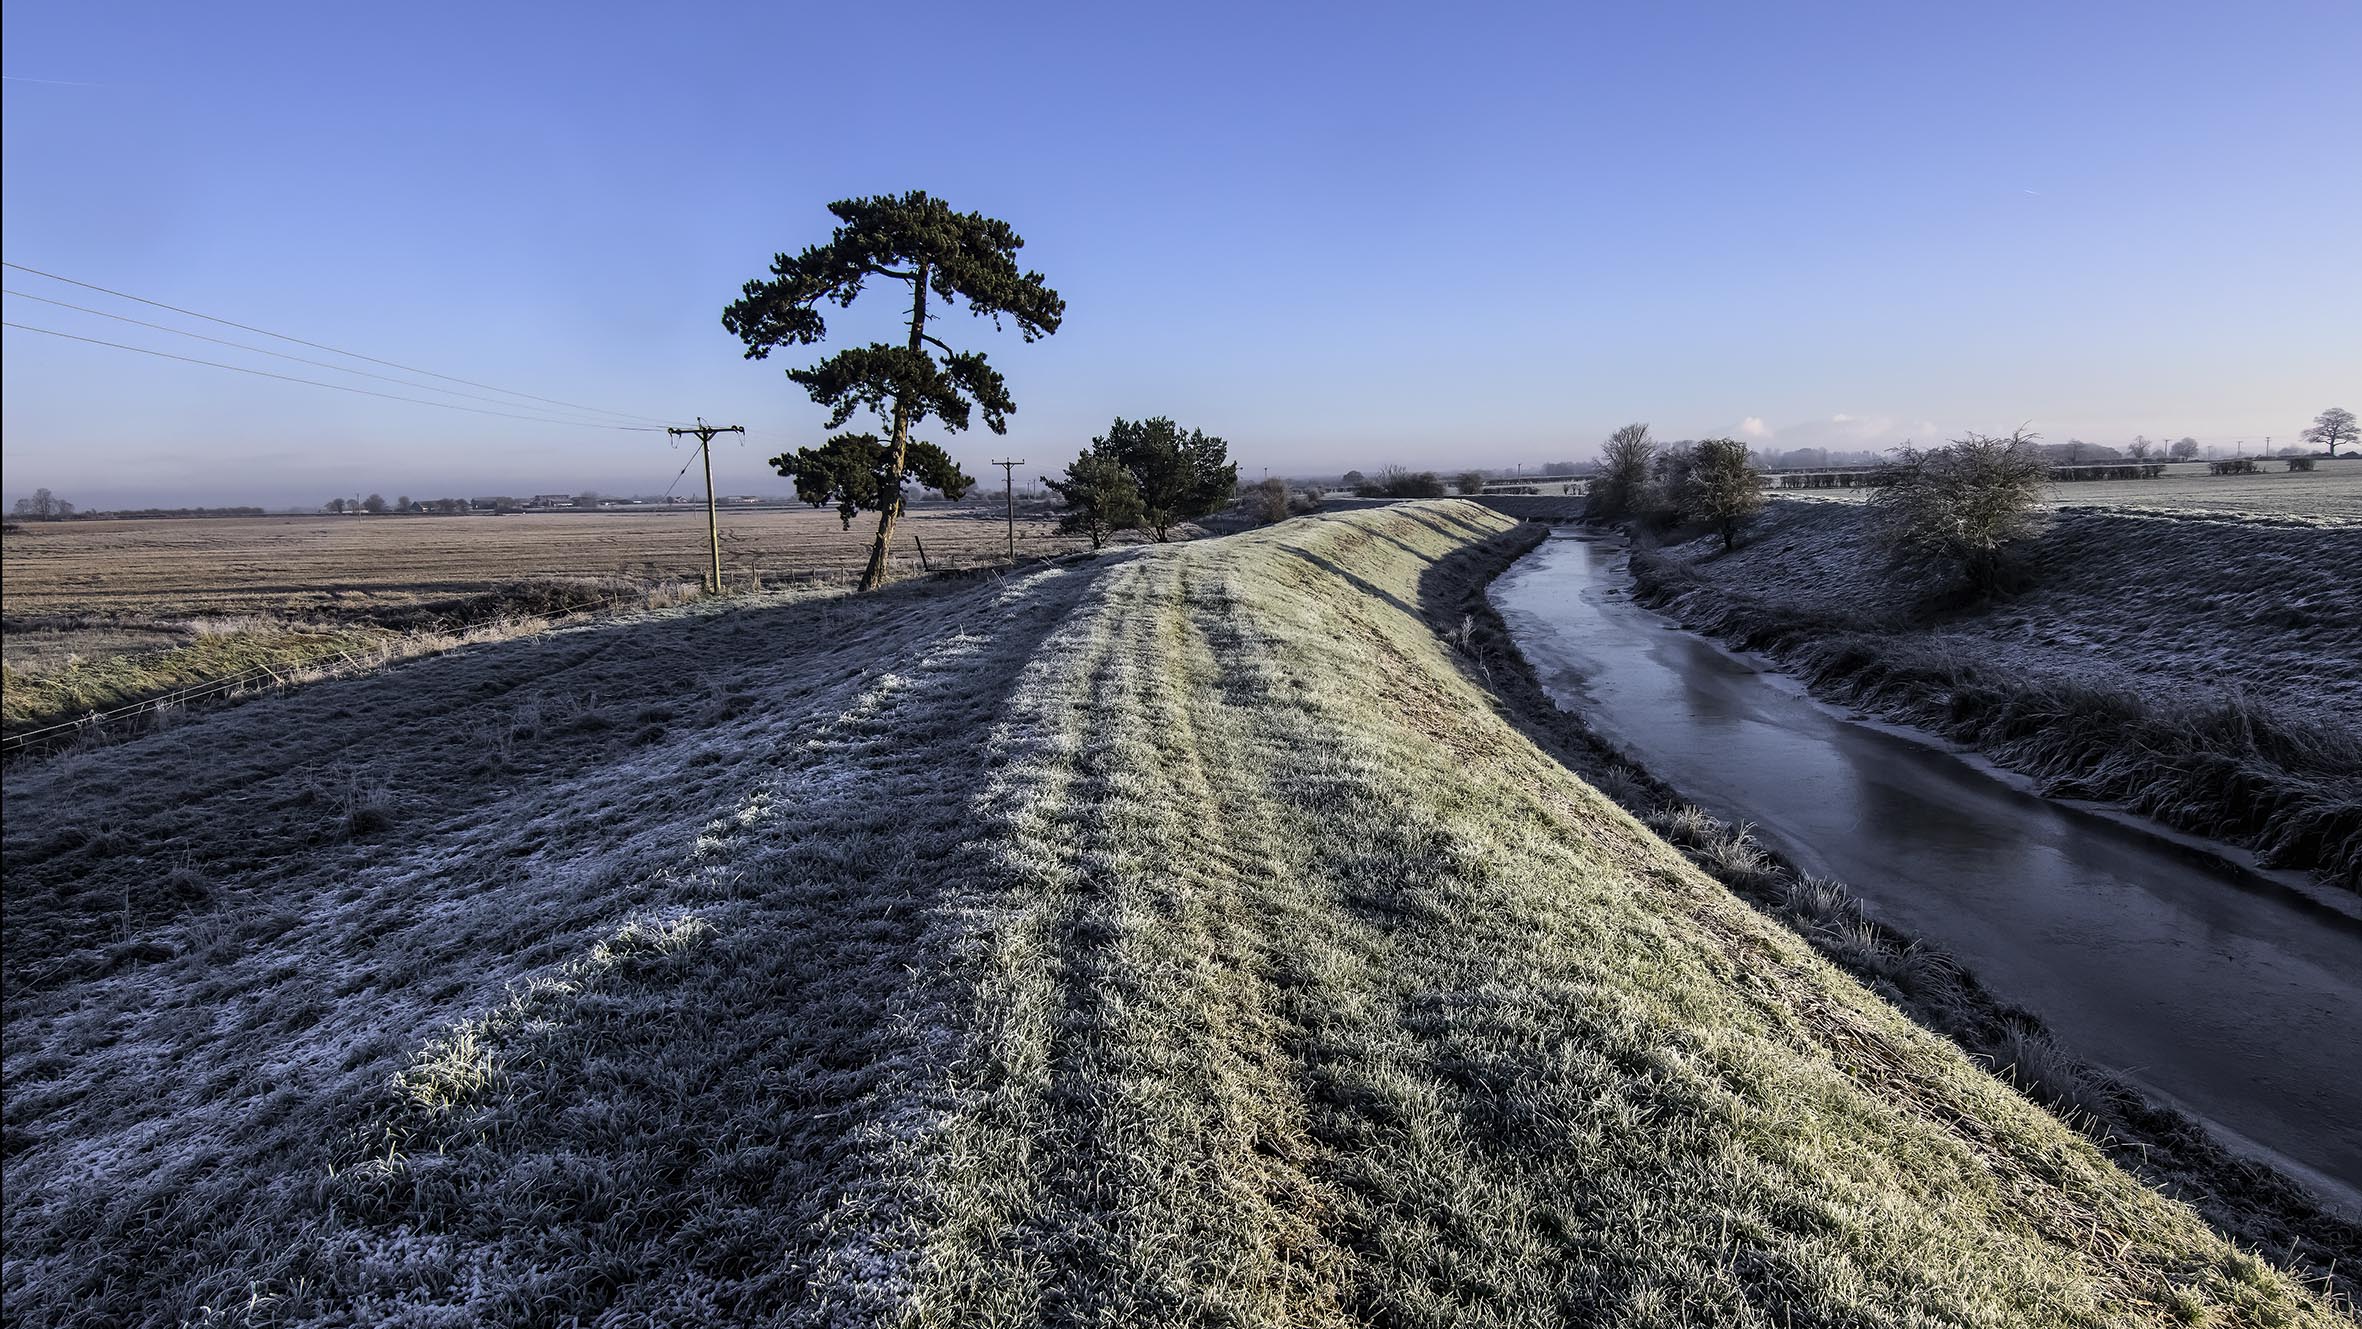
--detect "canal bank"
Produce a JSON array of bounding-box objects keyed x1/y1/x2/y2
[{"x1": 1458, "y1": 525, "x2": 2360, "y2": 1291}]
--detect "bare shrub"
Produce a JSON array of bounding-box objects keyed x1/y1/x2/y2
[
  {"x1": 1358, "y1": 466, "x2": 1447, "y2": 499},
  {"x1": 1589, "y1": 423, "x2": 1654, "y2": 520},
  {"x1": 1868, "y1": 429, "x2": 2050, "y2": 600},
  {"x1": 1253, "y1": 476, "x2": 1292, "y2": 524},
  {"x1": 2284, "y1": 456, "x2": 2317, "y2": 473}
]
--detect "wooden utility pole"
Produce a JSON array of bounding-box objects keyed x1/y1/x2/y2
[
  {"x1": 667, "y1": 418, "x2": 745, "y2": 593},
  {"x1": 991, "y1": 458, "x2": 1023, "y2": 562}
]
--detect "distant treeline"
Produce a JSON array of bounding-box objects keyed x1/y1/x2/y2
[{"x1": 11, "y1": 505, "x2": 272, "y2": 521}]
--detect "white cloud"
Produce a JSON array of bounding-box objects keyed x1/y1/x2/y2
[{"x1": 1738, "y1": 416, "x2": 1772, "y2": 438}]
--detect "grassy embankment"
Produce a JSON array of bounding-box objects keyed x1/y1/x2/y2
[
  {"x1": 0, "y1": 578, "x2": 699, "y2": 743},
  {"x1": 1630, "y1": 501, "x2": 2362, "y2": 888},
  {"x1": 2, "y1": 502, "x2": 2347, "y2": 1324}
]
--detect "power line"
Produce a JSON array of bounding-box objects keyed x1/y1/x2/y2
[
  {"x1": 3, "y1": 288, "x2": 644, "y2": 427},
  {"x1": 2, "y1": 260, "x2": 673, "y2": 426},
  {"x1": 2, "y1": 321, "x2": 667, "y2": 430}
]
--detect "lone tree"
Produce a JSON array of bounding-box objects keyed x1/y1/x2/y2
[
  {"x1": 779, "y1": 432, "x2": 974, "y2": 530},
  {"x1": 725, "y1": 192, "x2": 1065, "y2": 590},
  {"x1": 1869, "y1": 429, "x2": 2051, "y2": 600},
  {"x1": 2301, "y1": 406, "x2": 2356, "y2": 457},
  {"x1": 1589, "y1": 423, "x2": 1654, "y2": 519},
  {"x1": 1686, "y1": 437, "x2": 1766, "y2": 551},
  {"x1": 1085, "y1": 416, "x2": 1237, "y2": 541},
  {"x1": 362, "y1": 493, "x2": 388, "y2": 514},
  {"x1": 1041, "y1": 451, "x2": 1144, "y2": 549},
  {"x1": 2168, "y1": 437, "x2": 2201, "y2": 461},
  {"x1": 1454, "y1": 469, "x2": 1488, "y2": 495}
]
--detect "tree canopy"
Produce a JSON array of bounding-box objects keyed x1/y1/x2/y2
[
  {"x1": 1085, "y1": 416, "x2": 1237, "y2": 542},
  {"x1": 1685, "y1": 438, "x2": 1766, "y2": 551},
  {"x1": 724, "y1": 192, "x2": 1063, "y2": 588},
  {"x1": 2302, "y1": 406, "x2": 2356, "y2": 457},
  {"x1": 777, "y1": 432, "x2": 975, "y2": 530},
  {"x1": 1590, "y1": 423, "x2": 1654, "y2": 520}
]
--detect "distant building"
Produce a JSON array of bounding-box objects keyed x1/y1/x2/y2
[{"x1": 529, "y1": 494, "x2": 575, "y2": 509}]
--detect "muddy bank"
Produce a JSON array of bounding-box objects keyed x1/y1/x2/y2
[{"x1": 1628, "y1": 502, "x2": 2362, "y2": 886}]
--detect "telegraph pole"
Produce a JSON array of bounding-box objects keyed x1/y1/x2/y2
[
  {"x1": 667, "y1": 418, "x2": 745, "y2": 593},
  {"x1": 991, "y1": 458, "x2": 1023, "y2": 562}
]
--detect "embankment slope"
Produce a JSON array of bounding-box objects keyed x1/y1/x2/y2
[
  {"x1": 1, "y1": 502, "x2": 2342, "y2": 1325},
  {"x1": 1631, "y1": 500, "x2": 2362, "y2": 886}
]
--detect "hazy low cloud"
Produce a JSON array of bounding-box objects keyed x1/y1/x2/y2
[{"x1": 1735, "y1": 413, "x2": 1941, "y2": 452}]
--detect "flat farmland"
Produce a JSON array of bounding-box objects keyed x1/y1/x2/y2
[
  {"x1": 1, "y1": 503, "x2": 1086, "y2": 619},
  {"x1": 1781, "y1": 457, "x2": 2362, "y2": 523}
]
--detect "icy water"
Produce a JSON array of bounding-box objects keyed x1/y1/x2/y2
[{"x1": 1494, "y1": 530, "x2": 2362, "y2": 1215}]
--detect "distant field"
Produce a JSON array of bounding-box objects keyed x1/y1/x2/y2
[
  {"x1": 0, "y1": 504, "x2": 1085, "y2": 620},
  {"x1": 1782, "y1": 457, "x2": 2362, "y2": 522}
]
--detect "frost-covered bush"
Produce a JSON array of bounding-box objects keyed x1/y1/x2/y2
[{"x1": 1868, "y1": 429, "x2": 2050, "y2": 600}]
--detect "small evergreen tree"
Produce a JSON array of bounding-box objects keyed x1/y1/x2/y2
[
  {"x1": 1042, "y1": 451, "x2": 1144, "y2": 549},
  {"x1": 1089, "y1": 416, "x2": 1237, "y2": 541}
]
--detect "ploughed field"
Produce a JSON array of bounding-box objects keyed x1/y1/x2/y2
[
  {"x1": 0, "y1": 503, "x2": 1082, "y2": 622},
  {"x1": 0, "y1": 504, "x2": 1087, "y2": 736},
  {"x1": 1, "y1": 501, "x2": 2346, "y2": 1326}
]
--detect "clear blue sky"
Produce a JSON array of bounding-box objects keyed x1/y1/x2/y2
[{"x1": 4, "y1": 0, "x2": 2357, "y2": 507}]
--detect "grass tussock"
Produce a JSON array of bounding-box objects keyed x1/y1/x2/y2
[{"x1": 0, "y1": 502, "x2": 2350, "y2": 1324}]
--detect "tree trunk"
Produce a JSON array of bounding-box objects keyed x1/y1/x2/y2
[{"x1": 859, "y1": 262, "x2": 929, "y2": 592}]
